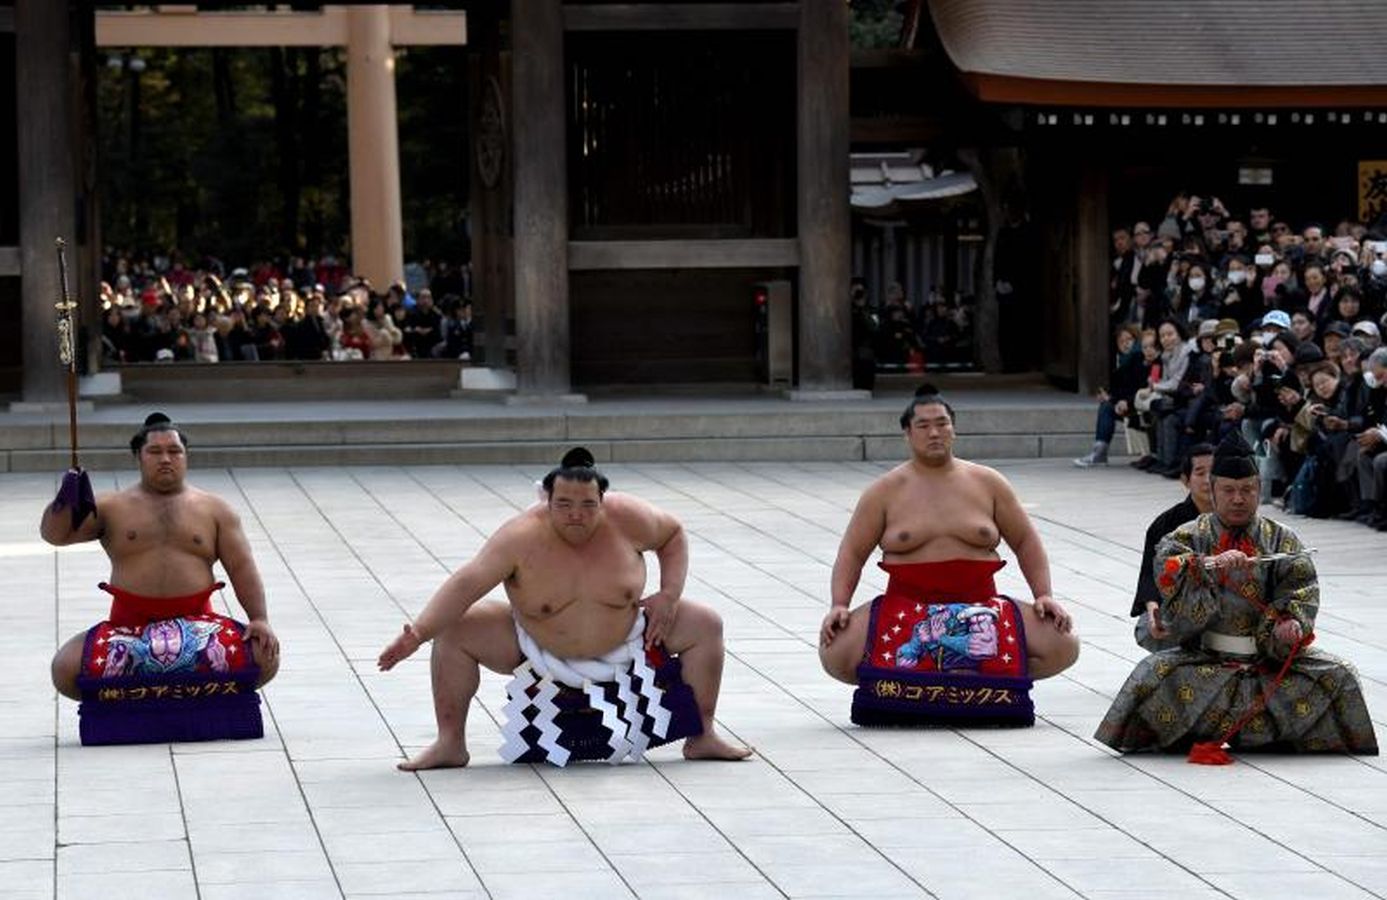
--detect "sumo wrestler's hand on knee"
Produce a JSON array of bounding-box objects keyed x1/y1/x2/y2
[
  {"x1": 820, "y1": 607, "x2": 852, "y2": 647},
  {"x1": 378, "y1": 623, "x2": 423, "y2": 671},
  {"x1": 640, "y1": 591, "x2": 678, "y2": 649},
  {"x1": 244, "y1": 619, "x2": 280, "y2": 666},
  {"x1": 1032, "y1": 594, "x2": 1074, "y2": 633}
]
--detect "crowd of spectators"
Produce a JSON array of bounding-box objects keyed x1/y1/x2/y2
[
  {"x1": 97, "y1": 250, "x2": 476, "y2": 365},
  {"x1": 850, "y1": 279, "x2": 975, "y2": 388},
  {"x1": 1076, "y1": 193, "x2": 1387, "y2": 533}
]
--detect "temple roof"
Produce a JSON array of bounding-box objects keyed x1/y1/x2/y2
[{"x1": 926, "y1": 0, "x2": 1387, "y2": 107}]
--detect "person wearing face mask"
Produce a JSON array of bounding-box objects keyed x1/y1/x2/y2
[
  {"x1": 1363, "y1": 241, "x2": 1387, "y2": 315},
  {"x1": 1347, "y1": 348, "x2": 1387, "y2": 529},
  {"x1": 1219, "y1": 256, "x2": 1258, "y2": 329},
  {"x1": 1181, "y1": 265, "x2": 1220, "y2": 322}
]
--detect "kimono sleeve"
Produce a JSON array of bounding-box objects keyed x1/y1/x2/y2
[
  {"x1": 1152, "y1": 524, "x2": 1218, "y2": 642},
  {"x1": 1256, "y1": 524, "x2": 1320, "y2": 657}
]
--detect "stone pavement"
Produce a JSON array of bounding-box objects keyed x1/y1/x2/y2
[{"x1": 2, "y1": 459, "x2": 1384, "y2": 900}]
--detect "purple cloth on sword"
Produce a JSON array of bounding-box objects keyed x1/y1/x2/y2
[{"x1": 54, "y1": 468, "x2": 97, "y2": 532}]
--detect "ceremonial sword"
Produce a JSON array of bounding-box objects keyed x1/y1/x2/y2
[
  {"x1": 1203, "y1": 548, "x2": 1317, "y2": 569},
  {"x1": 54, "y1": 237, "x2": 80, "y2": 470}
]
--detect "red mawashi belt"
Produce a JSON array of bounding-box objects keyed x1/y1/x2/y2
[{"x1": 99, "y1": 581, "x2": 224, "y2": 628}]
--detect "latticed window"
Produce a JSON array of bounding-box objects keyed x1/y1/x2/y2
[{"x1": 567, "y1": 31, "x2": 796, "y2": 239}]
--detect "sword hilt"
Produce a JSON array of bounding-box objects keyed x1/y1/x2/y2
[{"x1": 54, "y1": 237, "x2": 78, "y2": 371}]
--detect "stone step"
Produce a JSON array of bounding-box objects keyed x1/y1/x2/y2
[
  {"x1": 0, "y1": 394, "x2": 1098, "y2": 471},
  {"x1": 5, "y1": 432, "x2": 1097, "y2": 472}
]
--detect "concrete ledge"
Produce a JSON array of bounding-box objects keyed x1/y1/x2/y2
[
  {"x1": 79, "y1": 372, "x2": 123, "y2": 397},
  {"x1": 783, "y1": 389, "x2": 872, "y2": 402},
  {"x1": 565, "y1": 411, "x2": 889, "y2": 441},
  {"x1": 1039, "y1": 433, "x2": 1098, "y2": 458},
  {"x1": 610, "y1": 436, "x2": 863, "y2": 463},
  {"x1": 10, "y1": 401, "x2": 95, "y2": 414},
  {"x1": 116, "y1": 360, "x2": 466, "y2": 402},
  {"x1": 10, "y1": 436, "x2": 874, "y2": 470},
  {"x1": 503, "y1": 393, "x2": 589, "y2": 406},
  {"x1": 459, "y1": 368, "x2": 517, "y2": 391}
]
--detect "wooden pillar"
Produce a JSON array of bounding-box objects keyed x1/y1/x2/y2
[
  {"x1": 15, "y1": 0, "x2": 75, "y2": 404},
  {"x1": 511, "y1": 0, "x2": 571, "y2": 394},
  {"x1": 795, "y1": 0, "x2": 851, "y2": 391},
  {"x1": 468, "y1": 8, "x2": 512, "y2": 369},
  {"x1": 1076, "y1": 165, "x2": 1110, "y2": 395},
  {"x1": 346, "y1": 5, "x2": 404, "y2": 288}
]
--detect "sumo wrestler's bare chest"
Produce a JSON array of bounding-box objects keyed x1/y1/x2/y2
[
  {"x1": 516, "y1": 536, "x2": 646, "y2": 616},
  {"x1": 880, "y1": 484, "x2": 999, "y2": 557},
  {"x1": 104, "y1": 497, "x2": 216, "y2": 562}
]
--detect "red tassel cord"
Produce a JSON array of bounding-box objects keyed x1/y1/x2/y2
[{"x1": 1187, "y1": 631, "x2": 1314, "y2": 765}]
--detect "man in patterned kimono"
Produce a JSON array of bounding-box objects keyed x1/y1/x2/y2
[{"x1": 1096, "y1": 431, "x2": 1377, "y2": 755}]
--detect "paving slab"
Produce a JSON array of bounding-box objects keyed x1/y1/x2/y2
[{"x1": 1, "y1": 459, "x2": 1385, "y2": 899}]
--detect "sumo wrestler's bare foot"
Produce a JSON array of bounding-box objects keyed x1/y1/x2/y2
[
  {"x1": 683, "y1": 732, "x2": 754, "y2": 761},
  {"x1": 398, "y1": 739, "x2": 470, "y2": 771}
]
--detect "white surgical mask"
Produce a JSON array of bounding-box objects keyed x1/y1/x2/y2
[
  {"x1": 1255, "y1": 253, "x2": 1275, "y2": 266},
  {"x1": 1227, "y1": 270, "x2": 1247, "y2": 285},
  {"x1": 1365, "y1": 370, "x2": 1379, "y2": 389},
  {"x1": 1188, "y1": 277, "x2": 1206, "y2": 292},
  {"x1": 1372, "y1": 259, "x2": 1387, "y2": 278}
]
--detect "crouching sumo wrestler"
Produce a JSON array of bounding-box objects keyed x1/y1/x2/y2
[
  {"x1": 378, "y1": 448, "x2": 752, "y2": 769},
  {"x1": 820, "y1": 388, "x2": 1080, "y2": 726},
  {"x1": 45, "y1": 414, "x2": 280, "y2": 745}
]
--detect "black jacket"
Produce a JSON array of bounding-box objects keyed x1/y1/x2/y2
[{"x1": 1131, "y1": 495, "x2": 1201, "y2": 616}]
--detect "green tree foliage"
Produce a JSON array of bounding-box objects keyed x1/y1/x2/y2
[
  {"x1": 395, "y1": 47, "x2": 470, "y2": 266},
  {"x1": 98, "y1": 44, "x2": 469, "y2": 265}
]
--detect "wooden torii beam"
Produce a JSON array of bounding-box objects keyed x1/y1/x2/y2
[
  {"x1": 96, "y1": 5, "x2": 467, "y2": 49},
  {"x1": 94, "y1": 4, "x2": 469, "y2": 288}
]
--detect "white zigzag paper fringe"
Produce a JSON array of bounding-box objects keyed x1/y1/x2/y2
[
  {"x1": 498, "y1": 662, "x2": 537, "y2": 763},
  {"x1": 533, "y1": 678, "x2": 569, "y2": 766},
  {"x1": 631, "y1": 654, "x2": 671, "y2": 739},
  {"x1": 613, "y1": 673, "x2": 650, "y2": 761},
  {"x1": 585, "y1": 681, "x2": 633, "y2": 763}
]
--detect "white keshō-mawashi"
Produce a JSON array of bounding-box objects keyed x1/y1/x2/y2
[{"x1": 498, "y1": 611, "x2": 672, "y2": 766}]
